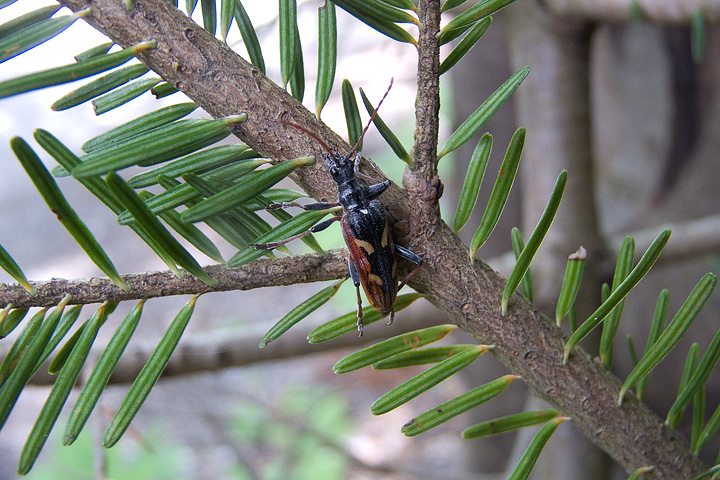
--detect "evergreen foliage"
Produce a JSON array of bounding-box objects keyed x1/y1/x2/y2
[{"x1": 0, "y1": 0, "x2": 717, "y2": 478}]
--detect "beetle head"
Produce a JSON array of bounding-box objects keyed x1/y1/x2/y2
[
  {"x1": 324, "y1": 152, "x2": 357, "y2": 185},
  {"x1": 279, "y1": 78, "x2": 393, "y2": 180}
]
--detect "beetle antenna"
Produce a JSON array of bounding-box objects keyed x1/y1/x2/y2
[
  {"x1": 347, "y1": 78, "x2": 394, "y2": 158},
  {"x1": 279, "y1": 119, "x2": 335, "y2": 158},
  {"x1": 279, "y1": 78, "x2": 393, "y2": 165}
]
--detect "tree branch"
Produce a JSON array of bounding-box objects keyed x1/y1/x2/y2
[
  {"x1": 41, "y1": 0, "x2": 708, "y2": 476},
  {"x1": 0, "y1": 250, "x2": 347, "y2": 308},
  {"x1": 400, "y1": 0, "x2": 444, "y2": 248},
  {"x1": 410, "y1": 0, "x2": 441, "y2": 179}
]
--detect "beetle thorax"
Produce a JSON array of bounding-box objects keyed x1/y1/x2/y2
[{"x1": 326, "y1": 154, "x2": 370, "y2": 211}]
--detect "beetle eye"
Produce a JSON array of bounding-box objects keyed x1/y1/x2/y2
[{"x1": 329, "y1": 166, "x2": 338, "y2": 176}]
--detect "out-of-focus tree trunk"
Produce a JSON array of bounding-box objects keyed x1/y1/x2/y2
[
  {"x1": 502, "y1": 2, "x2": 609, "y2": 479},
  {"x1": 452, "y1": 0, "x2": 720, "y2": 477}
]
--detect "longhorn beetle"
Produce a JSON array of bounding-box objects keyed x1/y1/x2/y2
[{"x1": 251, "y1": 80, "x2": 422, "y2": 336}]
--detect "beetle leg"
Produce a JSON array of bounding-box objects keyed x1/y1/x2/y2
[
  {"x1": 267, "y1": 201, "x2": 340, "y2": 211},
  {"x1": 353, "y1": 153, "x2": 393, "y2": 198},
  {"x1": 380, "y1": 246, "x2": 422, "y2": 327},
  {"x1": 353, "y1": 154, "x2": 376, "y2": 183},
  {"x1": 385, "y1": 246, "x2": 421, "y2": 326},
  {"x1": 366, "y1": 180, "x2": 391, "y2": 200},
  {"x1": 395, "y1": 245, "x2": 423, "y2": 291},
  {"x1": 250, "y1": 216, "x2": 341, "y2": 249},
  {"x1": 348, "y1": 258, "x2": 364, "y2": 336}
]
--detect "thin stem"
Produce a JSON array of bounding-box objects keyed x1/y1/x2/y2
[
  {"x1": 410, "y1": 0, "x2": 441, "y2": 179},
  {"x1": 0, "y1": 250, "x2": 348, "y2": 309}
]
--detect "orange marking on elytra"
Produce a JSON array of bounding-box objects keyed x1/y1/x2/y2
[
  {"x1": 367, "y1": 273, "x2": 383, "y2": 286},
  {"x1": 354, "y1": 238, "x2": 375, "y2": 255}
]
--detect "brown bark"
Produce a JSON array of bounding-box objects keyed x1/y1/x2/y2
[{"x1": 0, "y1": 249, "x2": 348, "y2": 308}]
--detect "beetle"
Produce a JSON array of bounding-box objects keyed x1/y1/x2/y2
[{"x1": 251, "y1": 82, "x2": 422, "y2": 336}]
